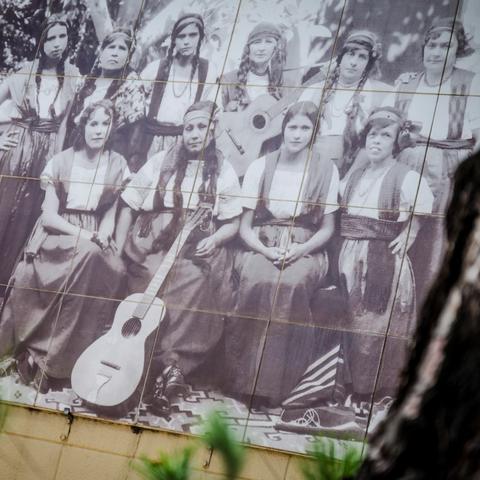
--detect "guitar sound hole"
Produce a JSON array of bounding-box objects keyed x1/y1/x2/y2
[
  {"x1": 122, "y1": 317, "x2": 142, "y2": 338},
  {"x1": 252, "y1": 114, "x2": 266, "y2": 130}
]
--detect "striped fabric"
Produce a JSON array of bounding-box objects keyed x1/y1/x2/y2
[{"x1": 282, "y1": 344, "x2": 345, "y2": 408}]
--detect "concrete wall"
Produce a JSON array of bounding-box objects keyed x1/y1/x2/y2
[{"x1": 0, "y1": 404, "x2": 309, "y2": 479}]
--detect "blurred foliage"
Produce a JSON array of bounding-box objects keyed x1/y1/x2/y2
[
  {"x1": 0, "y1": 388, "x2": 8, "y2": 432},
  {"x1": 201, "y1": 411, "x2": 244, "y2": 480},
  {"x1": 301, "y1": 437, "x2": 364, "y2": 480},
  {"x1": 136, "y1": 409, "x2": 364, "y2": 480},
  {"x1": 134, "y1": 448, "x2": 194, "y2": 480}
]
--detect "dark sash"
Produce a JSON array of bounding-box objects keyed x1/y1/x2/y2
[
  {"x1": 341, "y1": 162, "x2": 410, "y2": 313},
  {"x1": 129, "y1": 58, "x2": 209, "y2": 169}
]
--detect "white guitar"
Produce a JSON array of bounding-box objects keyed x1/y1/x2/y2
[{"x1": 71, "y1": 205, "x2": 212, "y2": 410}]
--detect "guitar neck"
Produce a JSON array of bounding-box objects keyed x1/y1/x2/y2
[
  {"x1": 267, "y1": 75, "x2": 323, "y2": 119},
  {"x1": 132, "y1": 225, "x2": 193, "y2": 319}
]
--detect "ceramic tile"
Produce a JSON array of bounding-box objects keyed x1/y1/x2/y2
[
  {"x1": 54, "y1": 445, "x2": 132, "y2": 480},
  {"x1": 393, "y1": 213, "x2": 446, "y2": 323},
  {"x1": 34, "y1": 294, "x2": 153, "y2": 426},
  {"x1": 0, "y1": 434, "x2": 62, "y2": 480},
  {"x1": 0, "y1": 285, "x2": 67, "y2": 408},
  {"x1": 124, "y1": 79, "x2": 221, "y2": 172},
  {"x1": 336, "y1": 0, "x2": 460, "y2": 88},
  {"x1": 133, "y1": 307, "x2": 255, "y2": 443},
  {"x1": 247, "y1": 328, "x2": 387, "y2": 452},
  {"x1": 133, "y1": 1, "x2": 240, "y2": 83},
  {"x1": 366, "y1": 334, "x2": 411, "y2": 437},
  {"x1": 216, "y1": 84, "x2": 324, "y2": 177},
  {"x1": 0, "y1": 176, "x2": 60, "y2": 288},
  {"x1": 224, "y1": 0, "x2": 346, "y2": 88},
  {"x1": 0, "y1": 4, "x2": 46, "y2": 74}
]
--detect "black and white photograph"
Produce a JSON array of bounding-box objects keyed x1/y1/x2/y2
[{"x1": 0, "y1": 0, "x2": 479, "y2": 456}]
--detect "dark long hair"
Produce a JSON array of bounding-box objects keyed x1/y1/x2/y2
[
  {"x1": 233, "y1": 33, "x2": 285, "y2": 105},
  {"x1": 72, "y1": 99, "x2": 116, "y2": 151},
  {"x1": 34, "y1": 14, "x2": 70, "y2": 118},
  {"x1": 321, "y1": 40, "x2": 380, "y2": 163},
  {"x1": 70, "y1": 28, "x2": 134, "y2": 126},
  {"x1": 158, "y1": 14, "x2": 205, "y2": 85},
  {"x1": 152, "y1": 101, "x2": 221, "y2": 252},
  {"x1": 281, "y1": 101, "x2": 320, "y2": 148}
]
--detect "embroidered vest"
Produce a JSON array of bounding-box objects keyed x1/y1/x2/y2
[
  {"x1": 342, "y1": 162, "x2": 411, "y2": 221},
  {"x1": 395, "y1": 68, "x2": 475, "y2": 140}
]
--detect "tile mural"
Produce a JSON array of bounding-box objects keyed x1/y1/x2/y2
[{"x1": 0, "y1": 0, "x2": 478, "y2": 455}]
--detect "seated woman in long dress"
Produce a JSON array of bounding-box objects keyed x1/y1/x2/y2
[
  {"x1": 224, "y1": 101, "x2": 340, "y2": 408},
  {"x1": 119, "y1": 100, "x2": 242, "y2": 415},
  {"x1": 0, "y1": 100, "x2": 129, "y2": 393}
]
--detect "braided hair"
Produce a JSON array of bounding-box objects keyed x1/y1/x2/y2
[
  {"x1": 158, "y1": 13, "x2": 205, "y2": 86},
  {"x1": 151, "y1": 101, "x2": 221, "y2": 252},
  {"x1": 233, "y1": 36, "x2": 285, "y2": 106},
  {"x1": 34, "y1": 14, "x2": 70, "y2": 119},
  {"x1": 321, "y1": 40, "x2": 380, "y2": 169},
  {"x1": 70, "y1": 29, "x2": 134, "y2": 127}
]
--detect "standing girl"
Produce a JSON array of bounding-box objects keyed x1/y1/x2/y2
[
  {"x1": 221, "y1": 22, "x2": 285, "y2": 112},
  {"x1": 134, "y1": 13, "x2": 216, "y2": 165},
  {"x1": 65, "y1": 28, "x2": 144, "y2": 169},
  {"x1": 300, "y1": 30, "x2": 389, "y2": 177},
  {"x1": 0, "y1": 14, "x2": 80, "y2": 289}
]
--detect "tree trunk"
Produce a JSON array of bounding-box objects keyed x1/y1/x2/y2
[{"x1": 357, "y1": 152, "x2": 480, "y2": 479}]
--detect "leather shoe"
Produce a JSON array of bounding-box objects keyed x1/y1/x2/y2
[{"x1": 163, "y1": 365, "x2": 189, "y2": 399}]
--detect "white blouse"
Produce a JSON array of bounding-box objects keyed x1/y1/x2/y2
[
  {"x1": 121, "y1": 149, "x2": 242, "y2": 220},
  {"x1": 339, "y1": 164, "x2": 434, "y2": 220},
  {"x1": 241, "y1": 155, "x2": 340, "y2": 218}
]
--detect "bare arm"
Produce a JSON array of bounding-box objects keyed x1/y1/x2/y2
[
  {"x1": 114, "y1": 204, "x2": 134, "y2": 254},
  {"x1": 97, "y1": 199, "x2": 119, "y2": 244},
  {"x1": 283, "y1": 213, "x2": 335, "y2": 265},
  {"x1": 195, "y1": 216, "x2": 240, "y2": 257},
  {"x1": 389, "y1": 214, "x2": 423, "y2": 256},
  {"x1": 41, "y1": 184, "x2": 92, "y2": 240},
  {"x1": 238, "y1": 209, "x2": 285, "y2": 263}
]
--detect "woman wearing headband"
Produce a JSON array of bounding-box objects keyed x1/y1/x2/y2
[
  {"x1": 300, "y1": 30, "x2": 390, "y2": 178},
  {"x1": 286, "y1": 107, "x2": 433, "y2": 427},
  {"x1": 65, "y1": 28, "x2": 144, "y2": 169},
  {"x1": 133, "y1": 13, "x2": 217, "y2": 167},
  {"x1": 0, "y1": 14, "x2": 80, "y2": 291},
  {"x1": 119, "y1": 101, "x2": 242, "y2": 415},
  {"x1": 221, "y1": 22, "x2": 285, "y2": 112},
  {"x1": 0, "y1": 100, "x2": 129, "y2": 393},
  {"x1": 224, "y1": 101, "x2": 339, "y2": 408}
]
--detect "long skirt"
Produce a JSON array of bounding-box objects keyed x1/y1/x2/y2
[
  {"x1": 398, "y1": 144, "x2": 470, "y2": 302},
  {"x1": 225, "y1": 226, "x2": 329, "y2": 407},
  {"x1": 124, "y1": 211, "x2": 234, "y2": 386},
  {"x1": 0, "y1": 121, "x2": 62, "y2": 288},
  {"x1": 337, "y1": 238, "x2": 416, "y2": 398},
  {"x1": 0, "y1": 213, "x2": 125, "y2": 379}
]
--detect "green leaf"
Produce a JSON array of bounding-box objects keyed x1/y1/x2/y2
[
  {"x1": 133, "y1": 447, "x2": 194, "y2": 480},
  {"x1": 201, "y1": 411, "x2": 245, "y2": 480},
  {"x1": 300, "y1": 437, "x2": 364, "y2": 480}
]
